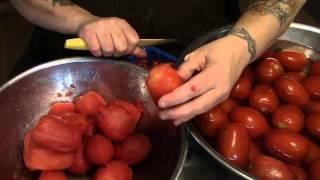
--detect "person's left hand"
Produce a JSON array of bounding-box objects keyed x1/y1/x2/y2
[{"x1": 157, "y1": 35, "x2": 252, "y2": 125}]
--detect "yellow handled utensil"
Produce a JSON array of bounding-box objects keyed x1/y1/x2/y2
[{"x1": 64, "y1": 38, "x2": 177, "y2": 50}]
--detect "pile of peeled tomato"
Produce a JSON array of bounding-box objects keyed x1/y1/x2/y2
[
  {"x1": 194, "y1": 49, "x2": 320, "y2": 180},
  {"x1": 23, "y1": 91, "x2": 152, "y2": 180}
]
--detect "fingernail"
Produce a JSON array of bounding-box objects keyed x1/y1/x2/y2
[
  {"x1": 159, "y1": 113, "x2": 168, "y2": 120},
  {"x1": 158, "y1": 100, "x2": 166, "y2": 108},
  {"x1": 174, "y1": 121, "x2": 181, "y2": 126}
]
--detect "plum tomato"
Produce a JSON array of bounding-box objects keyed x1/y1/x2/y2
[
  {"x1": 85, "y1": 134, "x2": 114, "y2": 165},
  {"x1": 75, "y1": 91, "x2": 106, "y2": 117},
  {"x1": 93, "y1": 160, "x2": 133, "y2": 180},
  {"x1": 303, "y1": 76, "x2": 320, "y2": 100},
  {"x1": 272, "y1": 105, "x2": 304, "y2": 132},
  {"x1": 305, "y1": 101, "x2": 320, "y2": 114},
  {"x1": 309, "y1": 159, "x2": 320, "y2": 180},
  {"x1": 310, "y1": 61, "x2": 320, "y2": 75},
  {"x1": 303, "y1": 142, "x2": 320, "y2": 166},
  {"x1": 287, "y1": 164, "x2": 307, "y2": 180},
  {"x1": 249, "y1": 84, "x2": 279, "y2": 114},
  {"x1": 219, "y1": 98, "x2": 238, "y2": 114},
  {"x1": 306, "y1": 114, "x2": 320, "y2": 139},
  {"x1": 230, "y1": 72, "x2": 252, "y2": 100},
  {"x1": 274, "y1": 51, "x2": 308, "y2": 71},
  {"x1": 283, "y1": 71, "x2": 306, "y2": 82},
  {"x1": 255, "y1": 57, "x2": 284, "y2": 83}
]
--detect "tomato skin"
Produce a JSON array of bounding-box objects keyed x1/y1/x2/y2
[
  {"x1": 303, "y1": 76, "x2": 320, "y2": 100},
  {"x1": 248, "y1": 141, "x2": 262, "y2": 161},
  {"x1": 306, "y1": 114, "x2": 320, "y2": 139},
  {"x1": 309, "y1": 159, "x2": 320, "y2": 180},
  {"x1": 303, "y1": 142, "x2": 320, "y2": 166},
  {"x1": 195, "y1": 106, "x2": 229, "y2": 138},
  {"x1": 219, "y1": 98, "x2": 238, "y2": 114},
  {"x1": 287, "y1": 164, "x2": 307, "y2": 180},
  {"x1": 255, "y1": 57, "x2": 284, "y2": 83},
  {"x1": 248, "y1": 155, "x2": 296, "y2": 180},
  {"x1": 39, "y1": 171, "x2": 67, "y2": 180},
  {"x1": 305, "y1": 101, "x2": 320, "y2": 114},
  {"x1": 264, "y1": 129, "x2": 311, "y2": 163},
  {"x1": 230, "y1": 72, "x2": 252, "y2": 100},
  {"x1": 242, "y1": 66, "x2": 255, "y2": 83},
  {"x1": 272, "y1": 105, "x2": 304, "y2": 132},
  {"x1": 249, "y1": 84, "x2": 279, "y2": 114},
  {"x1": 274, "y1": 75, "x2": 310, "y2": 107},
  {"x1": 217, "y1": 123, "x2": 250, "y2": 168},
  {"x1": 310, "y1": 61, "x2": 320, "y2": 75},
  {"x1": 274, "y1": 51, "x2": 308, "y2": 70},
  {"x1": 146, "y1": 64, "x2": 183, "y2": 103},
  {"x1": 260, "y1": 48, "x2": 274, "y2": 59},
  {"x1": 283, "y1": 71, "x2": 306, "y2": 82},
  {"x1": 230, "y1": 106, "x2": 269, "y2": 138}
]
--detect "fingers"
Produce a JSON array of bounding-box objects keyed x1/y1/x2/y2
[
  {"x1": 82, "y1": 33, "x2": 102, "y2": 57},
  {"x1": 97, "y1": 32, "x2": 114, "y2": 57},
  {"x1": 178, "y1": 52, "x2": 207, "y2": 81},
  {"x1": 132, "y1": 47, "x2": 147, "y2": 58}
]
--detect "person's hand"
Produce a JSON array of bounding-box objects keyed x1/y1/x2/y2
[
  {"x1": 77, "y1": 16, "x2": 146, "y2": 58},
  {"x1": 157, "y1": 35, "x2": 252, "y2": 125}
]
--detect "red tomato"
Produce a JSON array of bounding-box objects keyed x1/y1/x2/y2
[
  {"x1": 60, "y1": 112, "x2": 89, "y2": 134},
  {"x1": 108, "y1": 99, "x2": 141, "y2": 123},
  {"x1": 303, "y1": 76, "x2": 320, "y2": 100},
  {"x1": 86, "y1": 135, "x2": 114, "y2": 165},
  {"x1": 68, "y1": 144, "x2": 91, "y2": 175},
  {"x1": 242, "y1": 66, "x2": 255, "y2": 83},
  {"x1": 264, "y1": 129, "x2": 311, "y2": 163},
  {"x1": 274, "y1": 51, "x2": 308, "y2": 70},
  {"x1": 39, "y1": 171, "x2": 67, "y2": 180},
  {"x1": 310, "y1": 61, "x2": 320, "y2": 75},
  {"x1": 48, "y1": 102, "x2": 75, "y2": 115},
  {"x1": 303, "y1": 142, "x2": 320, "y2": 166},
  {"x1": 230, "y1": 72, "x2": 252, "y2": 100},
  {"x1": 217, "y1": 123, "x2": 250, "y2": 168},
  {"x1": 306, "y1": 114, "x2": 320, "y2": 139},
  {"x1": 31, "y1": 115, "x2": 82, "y2": 152},
  {"x1": 230, "y1": 106, "x2": 269, "y2": 138},
  {"x1": 260, "y1": 48, "x2": 274, "y2": 59},
  {"x1": 271, "y1": 105, "x2": 304, "y2": 132},
  {"x1": 248, "y1": 155, "x2": 296, "y2": 180},
  {"x1": 287, "y1": 164, "x2": 307, "y2": 180},
  {"x1": 23, "y1": 132, "x2": 74, "y2": 171},
  {"x1": 255, "y1": 57, "x2": 284, "y2": 83},
  {"x1": 75, "y1": 91, "x2": 106, "y2": 117},
  {"x1": 283, "y1": 71, "x2": 306, "y2": 82},
  {"x1": 219, "y1": 98, "x2": 238, "y2": 114},
  {"x1": 97, "y1": 105, "x2": 137, "y2": 142},
  {"x1": 94, "y1": 160, "x2": 133, "y2": 180},
  {"x1": 305, "y1": 101, "x2": 320, "y2": 114},
  {"x1": 274, "y1": 75, "x2": 310, "y2": 107},
  {"x1": 146, "y1": 64, "x2": 183, "y2": 103},
  {"x1": 248, "y1": 141, "x2": 262, "y2": 161},
  {"x1": 195, "y1": 106, "x2": 229, "y2": 138},
  {"x1": 309, "y1": 159, "x2": 320, "y2": 180},
  {"x1": 115, "y1": 134, "x2": 152, "y2": 165},
  {"x1": 249, "y1": 84, "x2": 279, "y2": 114}
]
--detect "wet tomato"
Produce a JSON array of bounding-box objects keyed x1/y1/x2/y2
[
  {"x1": 303, "y1": 76, "x2": 320, "y2": 100},
  {"x1": 283, "y1": 71, "x2": 306, "y2": 82},
  {"x1": 310, "y1": 61, "x2": 320, "y2": 75},
  {"x1": 219, "y1": 98, "x2": 238, "y2": 114},
  {"x1": 230, "y1": 106, "x2": 269, "y2": 138},
  {"x1": 264, "y1": 129, "x2": 311, "y2": 163},
  {"x1": 230, "y1": 72, "x2": 252, "y2": 100},
  {"x1": 249, "y1": 84, "x2": 279, "y2": 114},
  {"x1": 217, "y1": 123, "x2": 250, "y2": 168},
  {"x1": 255, "y1": 57, "x2": 284, "y2": 83},
  {"x1": 309, "y1": 159, "x2": 320, "y2": 180},
  {"x1": 306, "y1": 114, "x2": 320, "y2": 139},
  {"x1": 272, "y1": 105, "x2": 304, "y2": 132},
  {"x1": 274, "y1": 51, "x2": 308, "y2": 71}
]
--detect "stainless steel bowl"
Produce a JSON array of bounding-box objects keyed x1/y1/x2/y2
[
  {"x1": 0, "y1": 58, "x2": 188, "y2": 180},
  {"x1": 186, "y1": 22, "x2": 320, "y2": 180}
]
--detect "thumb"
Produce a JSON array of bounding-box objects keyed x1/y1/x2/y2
[
  {"x1": 132, "y1": 47, "x2": 147, "y2": 58},
  {"x1": 177, "y1": 53, "x2": 207, "y2": 81}
]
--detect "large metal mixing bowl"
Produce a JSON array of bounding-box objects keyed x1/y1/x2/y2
[
  {"x1": 185, "y1": 22, "x2": 320, "y2": 180},
  {"x1": 0, "y1": 59, "x2": 188, "y2": 180}
]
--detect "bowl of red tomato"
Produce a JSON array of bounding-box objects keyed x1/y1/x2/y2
[
  {"x1": 0, "y1": 58, "x2": 188, "y2": 180},
  {"x1": 186, "y1": 23, "x2": 320, "y2": 180}
]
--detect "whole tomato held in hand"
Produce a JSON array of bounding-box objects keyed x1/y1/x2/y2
[
  {"x1": 306, "y1": 114, "x2": 320, "y2": 139},
  {"x1": 249, "y1": 84, "x2": 279, "y2": 114},
  {"x1": 274, "y1": 75, "x2": 310, "y2": 107},
  {"x1": 264, "y1": 129, "x2": 311, "y2": 163},
  {"x1": 255, "y1": 57, "x2": 284, "y2": 83},
  {"x1": 230, "y1": 71, "x2": 252, "y2": 100},
  {"x1": 217, "y1": 123, "x2": 250, "y2": 168},
  {"x1": 230, "y1": 106, "x2": 269, "y2": 138},
  {"x1": 272, "y1": 105, "x2": 304, "y2": 132},
  {"x1": 283, "y1": 71, "x2": 306, "y2": 82},
  {"x1": 39, "y1": 171, "x2": 67, "y2": 180},
  {"x1": 287, "y1": 164, "x2": 307, "y2": 180},
  {"x1": 248, "y1": 155, "x2": 296, "y2": 180},
  {"x1": 303, "y1": 76, "x2": 320, "y2": 100},
  {"x1": 274, "y1": 51, "x2": 308, "y2": 71},
  {"x1": 305, "y1": 101, "x2": 320, "y2": 114},
  {"x1": 309, "y1": 159, "x2": 320, "y2": 180},
  {"x1": 195, "y1": 106, "x2": 229, "y2": 138},
  {"x1": 94, "y1": 160, "x2": 133, "y2": 180},
  {"x1": 219, "y1": 98, "x2": 238, "y2": 114},
  {"x1": 310, "y1": 61, "x2": 320, "y2": 75},
  {"x1": 146, "y1": 64, "x2": 183, "y2": 103}
]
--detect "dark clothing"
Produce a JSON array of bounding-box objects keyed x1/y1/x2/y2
[{"x1": 12, "y1": 0, "x2": 240, "y2": 75}]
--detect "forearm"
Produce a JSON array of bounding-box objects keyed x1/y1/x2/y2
[
  {"x1": 229, "y1": 0, "x2": 307, "y2": 62},
  {"x1": 10, "y1": 0, "x2": 95, "y2": 34}
]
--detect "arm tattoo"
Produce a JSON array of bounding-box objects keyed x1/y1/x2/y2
[
  {"x1": 229, "y1": 28, "x2": 257, "y2": 61},
  {"x1": 51, "y1": 0, "x2": 73, "y2": 6},
  {"x1": 247, "y1": 0, "x2": 299, "y2": 27}
]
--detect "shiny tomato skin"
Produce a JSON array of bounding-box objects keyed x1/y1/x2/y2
[
  {"x1": 255, "y1": 57, "x2": 284, "y2": 83},
  {"x1": 272, "y1": 105, "x2": 304, "y2": 132},
  {"x1": 195, "y1": 106, "x2": 229, "y2": 138},
  {"x1": 230, "y1": 106, "x2": 269, "y2": 138},
  {"x1": 217, "y1": 123, "x2": 250, "y2": 168},
  {"x1": 274, "y1": 51, "x2": 308, "y2": 70},
  {"x1": 303, "y1": 76, "x2": 320, "y2": 100},
  {"x1": 249, "y1": 84, "x2": 279, "y2": 114},
  {"x1": 310, "y1": 61, "x2": 320, "y2": 75},
  {"x1": 305, "y1": 101, "x2": 320, "y2": 114},
  {"x1": 274, "y1": 75, "x2": 310, "y2": 107},
  {"x1": 147, "y1": 64, "x2": 183, "y2": 103},
  {"x1": 287, "y1": 164, "x2": 307, "y2": 180},
  {"x1": 230, "y1": 72, "x2": 252, "y2": 100},
  {"x1": 248, "y1": 155, "x2": 296, "y2": 180},
  {"x1": 309, "y1": 159, "x2": 320, "y2": 180},
  {"x1": 264, "y1": 129, "x2": 311, "y2": 163},
  {"x1": 303, "y1": 142, "x2": 320, "y2": 166},
  {"x1": 220, "y1": 98, "x2": 238, "y2": 114},
  {"x1": 306, "y1": 114, "x2": 320, "y2": 139},
  {"x1": 283, "y1": 71, "x2": 307, "y2": 82}
]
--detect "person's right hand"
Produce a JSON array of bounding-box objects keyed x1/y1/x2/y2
[{"x1": 77, "y1": 16, "x2": 146, "y2": 58}]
